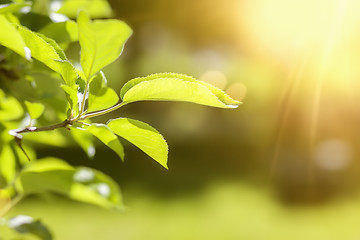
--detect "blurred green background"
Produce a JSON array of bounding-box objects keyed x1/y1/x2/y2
[{"x1": 8, "y1": 0, "x2": 360, "y2": 239}]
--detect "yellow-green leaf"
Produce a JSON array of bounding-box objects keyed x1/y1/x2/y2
[
  {"x1": 77, "y1": 10, "x2": 132, "y2": 79},
  {"x1": 0, "y1": 2, "x2": 31, "y2": 14},
  {"x1": 61, "y1": 84, "x2": 80, "y2": 118},
  {"x1": 120, "y1": 73, "x2": 241, "y2": 108},
  {"x1": 57, "y1": 0, "x2": 113, "y2": 19},
  {"x1": 16, "y1": 25, "x2": 78, "y2": 86},
  {"x1": 0, "y1": 15, "x2": 30, "y2": 59},
  {"x1": 16, "y1": 158, "x2": 123, "y2": 209},
  {"x1": 70, "y1": 127, "x2": 95, "y2": 158},
  {"x1": 0, "y1": 144, "x2": 16, "y2": 185},
  {"x1": 39, "y1": 20, "x2": 78, "y2": 44},
  {"x1": 23, "y1": 131, "x2": 68, "y2": 147},
  {"x1": 0, "y1": 90, "x2": 24, "y2": 121},
  {"x1": 87, "y1": 71, "x2": 119, "y2": 112},
  {"x1": 107, "y1": 118, "x2": 168, "y2": 169},
  {"x1": 87, "y1": 124, "x2": 124, "y2": 161},
  {"x1": 24, "y1": 101, "x2": 45, "y2": 120}
]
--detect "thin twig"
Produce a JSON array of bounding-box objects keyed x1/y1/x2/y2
[
  {"x1": 14, "y1": 137, "x2": 31, "y2": 161},
  {"x1": 11, "y1": 119, "x2": 72, "y2": 135},
  {"x1": 8, "y1": 119, "x2": 72, "y2": 161},
  {"x1": 81, "y1": 101, "x2": 129, "y2": 120}
]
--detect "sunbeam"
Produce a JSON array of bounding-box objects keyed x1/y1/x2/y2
[
  {"x1": 271, "y1": 56, "x2": 307, "y2": 176},
  {"x1": 309, "y1": 0, "x2": 348, "y2": 148},
  {"x1": 237, "y1": 0, "x2": 360, "y2": 201}
]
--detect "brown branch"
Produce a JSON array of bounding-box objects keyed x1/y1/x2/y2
[
  {"x1": 12, "y1": 119, "x2": 72, "y2": 135},
  {"x1": 8, "y1": 119, "x2": 72, "y2": 161}
]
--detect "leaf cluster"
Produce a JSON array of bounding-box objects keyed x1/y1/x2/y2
[{"x1": 0, "y1": 0, "x2": 241, "y2": 239}]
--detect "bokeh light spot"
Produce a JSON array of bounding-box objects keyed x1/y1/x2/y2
[
  {"x1": 226, "y1": 83, "x2": 247, "y2": 102},
  {"x1": 199, "y1": 70, "x2": 227, "y2": 89},
  {"x1": 314, "y1": 139, "x2": 352, "y2": 171}
]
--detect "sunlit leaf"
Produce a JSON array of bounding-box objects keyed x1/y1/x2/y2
[
  {"x1": 56, "y1": 0, "x2": 113, "y2": 19},
  {"x1": 15, "y1": 158, "x2": 73, "y2": 194},
  {"x1": 24, "y1": 101, "x2": 45, "y2": 120},
  {"x1": 87, "y1": 71, "x2": 119, "y2": 112},
  {"x1": 120, "y1": 73, "x2": 241, "y2": 108},
  {"x1": 0, "y1": 2, "x2": 31, "y2": 14},
  {"x1": 61, "y1": 84, "x2": 80, "y2": 117},
  {"x1": 70, "y1": 167, "x2": 122, "y2": 209},
  {"x1": 87, "y1": 123, "x2": 124, "y2": 161},
  {"x1": 70, "y1": 127, "x2": 95, "y2": 158},
  {"x1": 16, "y1": 158, "x2": 123, "y2": 209},
  {"x1": 0, "y1": 15, "x2": 30, "y2": 59},
  {"x1": 23, "y1": 131, "x2": 68, "y2": 147},
  {"x1": 77, "y1": 10, "x2": 132, "y2": 79},
  {"x1": 107, "y1": 118, "x2": 168, "y2": 169},
  {"x1": 7, "y1": 215, "x2": 53, "y2": 240},
  {"x1": 0, "y1": 145, "x2": 16, "y2": 185},
  {"x1": 0, "y1": 121, "x2": 18, "y2": 142},
  {"x1": 39, "y1": 20, "x2": 78, "y2": 44},
  {"x1": 16, "y1": 25, "x2": 78, "y2": 86},
  {"x1": 17, "y1": 26, "x2": 80, "y2": 113},
  {"x1": 61, "y1": 77, "x2": 86, "y2": 118},
  {"x1": 0, "y1": 91, "x2": 24, "y2": 121},
  {"x1": 22, "y1": 158, "x2": 74, "y2": 173}
]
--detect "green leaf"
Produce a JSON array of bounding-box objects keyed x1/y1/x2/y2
[
  {"x1": 86, "y1": 123, "x2": 124, "y2": 161},
  {"x1": 0, "y1": 144, "x2": 16, "y2": 185},
  {"x1": 19, "y1": 12, "x2": 52, "y2": 32},
  {"x1": 22, "y1": 131, "x2": 68, "y2": 147},
  {"x1": 24, "y1": 101, "x2": 45, "y2": 120},
  {"x1": 0, "y1": 2, "x2": 31, "y2": 14},
  {"x1": 21, "y1": 158, "x2": 74, "y2": 172},
  {"x1": 70, "y1": 127, "x2": 95, "y2": 158},
  {"x1": 57, "y1": 0, "x2": 113, "y2": 19},
  {"x1": 16, "y1": 25, "x2": 78, "y2": 86},
  {"x1": 1, "y1": 121, "x2": 18, "y2": 143},
  {"x1": 0, "y1": 90, "x2": 24, "y2": 121},
  {"x1": 87, "y1": 71, "x2": 119, "y2": 112},
  {"x1": 107, "y1": 118, "x2": 168, "y2": 169},
  {"x1": 61, "y1": 84, "x2": 79, "y2": 117},
  {"x1": 120, "y1": 73, "x2": 241, "y2": 108},
  {"x1": 16, "y1": 158, "x2": 123, "y2": 209},
  {"x1": 0, "y1": 15, "x2": 30, "y2": 59},
  {"x1": 77, "y1": 10, "x2": 132, "y2": 79},
  {"x1": 71, "y1": 167, "x2": 122, "y2": 209},
  {"x1": 7, "y1": 215, "x2": 53, "y2": 240},
  {"x1": 39, "y1": 20, "x2": 78, "y2": 44},
  {"x1": 61, "y1": 76, "x2": 86, "y2": 118},
  {"x1": 15, "y1": 158, "x2": 74, "y2": 194}
]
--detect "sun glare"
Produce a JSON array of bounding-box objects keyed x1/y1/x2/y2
[
  {"x1": 239, "y1": 0, "x2": 360, "y2": 62},
  {"x1": 238, "y1": 0, "x2": 360, "y2": 176},
  {"x1": 238, "y1": 0, "x2": 360, "y2": 86}
]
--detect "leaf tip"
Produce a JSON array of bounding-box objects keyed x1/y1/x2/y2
[{"x1": 226, "y1": 101, "x2": 242, "y2": 109}]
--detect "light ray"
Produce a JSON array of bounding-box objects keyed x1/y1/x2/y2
[
  {"x1": 309, "y1": 0, "x2": 348, "y2": 148},
  {"x1": 270, "y1": 56, "x2": 307, "y2": 177}
]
